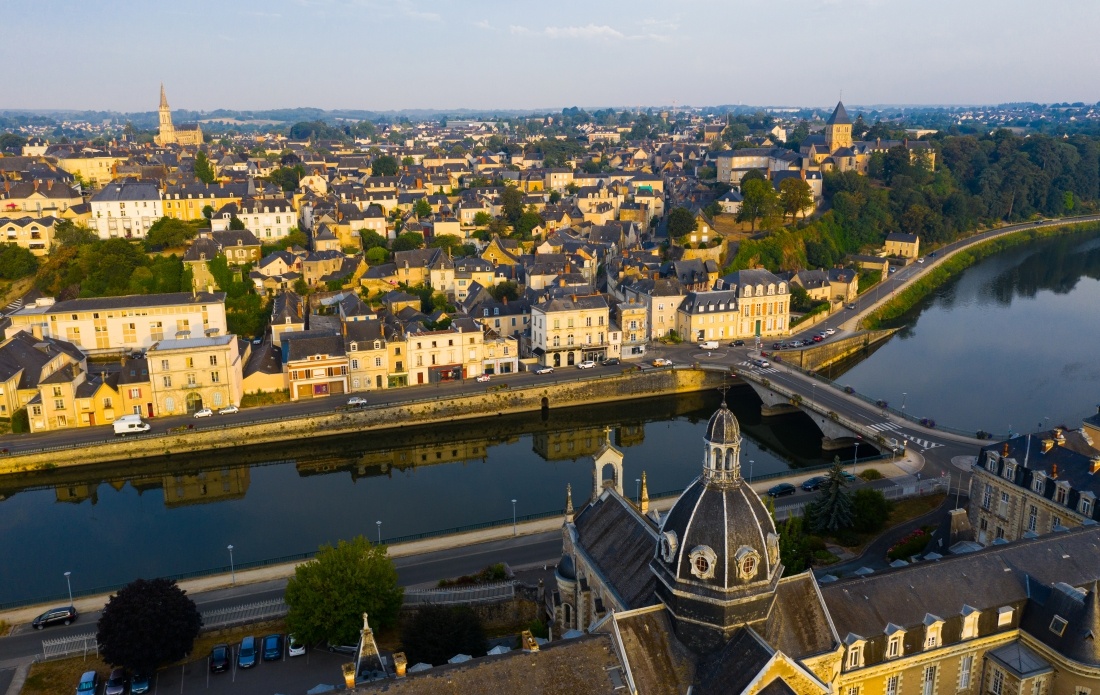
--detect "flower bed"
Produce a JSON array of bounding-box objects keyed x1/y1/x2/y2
[{"x1": 887, "y1": 528, "x2": 930, "y2": 561}]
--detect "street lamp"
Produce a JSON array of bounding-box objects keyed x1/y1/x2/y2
[
  {"x1": 511, "y1": 499, "x2": 517, "y2": 537},
  {"x1": 227, "y1": 545, "x2": 235, "y2": 586},
  {"x1": 635, "y1": 478, "x2": 641, "y2": 503},
  {"x1": 811, "y1": 383, "x2": 816, "y2": 407},
  {"x1": 64, "y1": 571, "x2": 73, "y2": 607},
  {"x1": 853, "y1": 439, "x2": 861, "y2": 475},
  {"x1": 376, "y1": 520, "x2": 382, "y2": 545},
  {"x1": 902, "y1": 392, "x2": 907, "y2": 412},
  {"x1": 748, "y1": 459, "x2": 754, "y2": 483}
]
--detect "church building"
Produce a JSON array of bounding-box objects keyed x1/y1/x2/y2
[{"x1": 153, "y1": 84, "x2": 203, "y2": 147}]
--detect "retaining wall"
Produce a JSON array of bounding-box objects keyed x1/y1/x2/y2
[{"x1": 780, "y1": 329, "x2": 897, "y2": 372}]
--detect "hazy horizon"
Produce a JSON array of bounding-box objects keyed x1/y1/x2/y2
[{"x1": 4, "y1": 0, "x2": 1098, "y2": 112}]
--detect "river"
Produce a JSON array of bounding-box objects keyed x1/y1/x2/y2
[{"x1": 4, "y1": 229, "x2": 1100, "y2": 606}]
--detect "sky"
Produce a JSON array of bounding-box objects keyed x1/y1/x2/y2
[{"x1": 3, "y1": 0, "x2": 1099, "y2": 113}]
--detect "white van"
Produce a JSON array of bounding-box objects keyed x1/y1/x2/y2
[
  {"x1": 698, "y1": 341, "x2": 719, "y2": 350},
  {"x1": 113, "y1": 414, "x2": 150, "y2": 436}
]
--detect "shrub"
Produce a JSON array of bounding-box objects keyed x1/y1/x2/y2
[
  {"x1": 887, "y1": 528, "x2": 931, "y2": 560},
  {"x1": 852, "y1": 488, "x2": 892, "y2": 533},
  {"x1": 859, "y1": 468, "x2": 883, "y2": 481}
]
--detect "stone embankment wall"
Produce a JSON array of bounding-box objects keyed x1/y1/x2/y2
[
  {"x1": 780, "y1": 329, "x2": 897, "y2": 372},
  {"x1": 2, "y1": 368, "x2": 727, "y2": 473}
]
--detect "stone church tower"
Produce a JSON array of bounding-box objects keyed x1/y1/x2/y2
[
  {"x1": 824, "y1": 100, "x2": 853, "y2": 152},
  {"x1": 154, "y1": 85, "x2": 203, "y2": 147}
]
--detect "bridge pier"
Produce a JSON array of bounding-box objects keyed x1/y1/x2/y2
[
  {"x1": 747, "y1": 382, "x2": 802, "y2": 417},
  {"x1": 741, "y1": 376, "x2": 884, "y2": 453}
]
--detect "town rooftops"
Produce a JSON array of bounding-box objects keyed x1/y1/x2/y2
[
  {"x1": 534, "y1": 294, "x2": 608, "y2": 313},
  {"x1": 89, "y1": 180, "x2": 160, "y2": 202},
  {"x1": 148, "y1": 335, "x2": 235, "y2": 351},
  {"x1": 12, "y1": 292, "x2": 225, "y2": 316}
]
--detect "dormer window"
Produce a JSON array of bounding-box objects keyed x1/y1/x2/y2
[
  {"x1": 1003, "y1": 462, "x2": 1016, "y2": 481},
  {"x1": 1080, "y1": 494, "x2": 1094, "y2": 516},
  {"x1": 987, "y1": 454, "x2": 999, "y2": 472},
  {"x1": 660, "y1": 531, "x2": 678, "y2": 563},
  {"x1": 885, "y1": 626, "x2": 905, "y2": 658},
  {"x1": 1055, "y1": 484, "x2": 1068, "y2": 505},
  {"x1": 1032, "y1": 474, "x2": 1045, "y2": 494},
  {"x1": 961, "y1": 606, "x2": 981, "y2": 639},
  {"x1": 923, "y1": 615, "x2": 943, "y2": 649},
  {"x1": 688, "y1": 545, "x2": 716, "y2": 580},
  {"x1": 845, "y1": 639, "x2": 865, "y2": 670},
  {"x1": 349, "y1": 342, "x2": 358, "y2": 352}
]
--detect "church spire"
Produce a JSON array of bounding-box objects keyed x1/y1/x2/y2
[
  {"x1": 565, "y1": 483, "x2": 574, "y2": 522},
  {"x1": 160, "y1": 83, "x2": 169, "y2": 109},
  {"x1": 639, "y1": 472, "x2": 649, "y2": 514}
]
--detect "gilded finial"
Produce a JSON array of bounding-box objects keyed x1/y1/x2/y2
[
  {"x1": 639, "y1": 472, "x2": 649, "y2": 514},
  {"x1": 565, "y1": 483, "x2": 574, "y2": 520}
]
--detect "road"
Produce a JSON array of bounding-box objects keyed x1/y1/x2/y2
[{"x1": 0, "y1": 532, "x2": 561, "y2": 664}]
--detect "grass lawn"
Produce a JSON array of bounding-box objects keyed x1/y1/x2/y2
[
  {"x1": 828, "y1": 493, "x2": 947, "y2": 555},
  {"x1": 22, "y1": 619, "x2": 287, "y2": 695}
]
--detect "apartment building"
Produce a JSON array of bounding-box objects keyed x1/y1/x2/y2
[{"x1": 147, "y1": 335, "x2": 244, "y2": 415}]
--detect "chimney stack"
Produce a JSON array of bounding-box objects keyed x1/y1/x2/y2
[
  {"x1": 1002, "y1": 443, "x2": 1010, "y2": 457},
  {"x1": 1091, "y1": 458, "x2": 1100, "y2": 475},
  {"x1": 393, "y1": 652, "x2": 407, "y2": 678},
  {"x1": 520, "y1": 630, "x2": 539, "y2": 653},
  {"x1": 1042, "y1": 439, "x2": 1055, "y2": 453}
]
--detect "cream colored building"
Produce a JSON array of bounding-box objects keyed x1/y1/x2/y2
[
  {"x1": 885, "y1": 232, "x2": 921, "y2": 259},
  {"x1": 89, "y1": 180, "x2": 163, "y2": 239},
  {"x1": 147, "y1": 335, "x2": 243, "y2": 415},
  {"x1": 0, "y1": 180, "x2": 83, "y2": 218},
  {"x1": 405, "y1": 318, "x2": 486, "y2": 385},
  {"x1": 0, "y1": 215, "x2": 56, "y2": 255},
  {"x1": 55, "y1": 154, "x2": 123, "y2": 188},
  {"x1": 6, "y1": 292, "x2": 228, "y2": 356},
  {"x1": 714, "y1": 269, "x2": 791, "y2": 339},
  {"x1": 530, "y1": 294, "x2": 611, "y2": 367}
]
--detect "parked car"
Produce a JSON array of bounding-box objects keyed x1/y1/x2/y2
[
  {"x1": 652, "y1": 358, "x2": 672, "y2": 367},
  {"x1": 33, "y1": 606, "x2": 77, "y2": 629},
  {"x1": 730, "y1": 339, "x2": 745, "y2": 347},
  {"x1": 193, "y1": 408, "x2": 214, "y2": 418},
  {"x1": 576, "y1": 360, "x2": 596, "y2": 369},
  {"x1": 767, "y1": 483, "x2": 796, "y2": 498},
  {"x1": 130, "y1": 673, "x2": 150, "y2": 694},
  {"x1": 287, "y1": 634, "x2": 306, "y2": 657},
  {"x1": 847, "y1": 303, "x2": 857, "y2": 310},
  {"x1": 262, "y1": 634, "x2": 283, "y2": 661},
  {"x1": 825, "y1": 328, "x2": 836, "y2": 335},
  {"x1": 534, "y1": 366, "x2": 554, "y2": 375},
  {"x1": 476, "y1": 374, "x2": 491, "y2": 382},
  {"x1": 812, "y1": 335, "x2": 823, "y2": 342},
  {"x1": 77, "y1": 671, "x2": 99, "y2": 695},
  {"x1": 889, "y1": 266, "x2": 897, "y2": 273},
  {"x1": 327, "y1": 641, "x2": 359, "y2": 655},
  {"x1": 238, "y1": 636, "x2": 257, "y2": 669},
  {"x1": 210, "y1": 644, "x2": 231, "y2": 673},
  {"x1": 105, "y1": 668, "x2": 128, "y2": 695},
  {"x1": 840, "y1": 471, "x2": 857, "y2": 483},
  {"x1": 801, "y1": 476, "x2": 827, "y2": 491},
  {"x1": 771, "y1": 342, "x2": 782, "y2": 350},
  {"x1": 347, "y1": 396, "x2": 367, "y2": 407},
  {"x1": 218, "y1": 404, "x2": 239, "y2": 415},
  {"x1": 929, "y1": 251, "x2": 937, "y2": 257},
  {"x1": 916, "y1": 257, "x2": 925, "y2": 264},
  {"x1": 601, "y1": 357, "x2": 620, "y2": 366}
]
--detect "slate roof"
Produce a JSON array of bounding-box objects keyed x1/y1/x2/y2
[
  {"x1": 679, "y1": 290, "x2": 739, "y2": 315},
  {"x1": 826, "y1": 101, "x2": 852, "y2": 126},
  {"x1": 0, "y1": 333, "x2": 82, "y2": 388},
  {"x1": 609, "y1": 609, "x2": 695, "y2": 694},
  {"x1": 16, "y1": 292, "x2": 224, "y2": 315},
  {"x1": 1020, "y1": 578, "x2": 1100, "y2": 666},
  {"x1": 282, "y1": 330, "x2": 346, "y2": 361},
  {"x1": 117, "y1": 358, "x2": 149, "y2": 384},
  {"x1": 534, "y1": 294, "x2": 608, "y2": 314},
  {"x1": 243, "y1": 337, "x2": 282, "y2": 377},
  {"x1": 692, "y1": 628, "x2": 773, "y2": 695},
  {"x1": 886, "y1": 232, "x2": 918, "y2": 243},
  {"x1": 760, "y1": 574, "x2": 839, "y2": 659},
  {"x1": 986, "y1": 640, "x2": 1053, "y2": 677},
  {"x1": 90, "y1": 180, "x2": 160, "y2": 202},
  {"x1": 572, "y1": 491, "x2": 659, "y2": 610}
]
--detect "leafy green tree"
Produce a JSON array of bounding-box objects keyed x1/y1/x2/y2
[
  {"x1": 413, "y1": 198, "x2": 432, "y2": 218},
  {"x1": 371, "y1": 155, "x2": 399, "y2": 177},
  {"x1": 737, "y1": 179, "x2": 779, "y2": 231},
  {"x1": 667, "y1": 207, "x2": 696, "y2": 238},
  {"x1": 401, "y1": 156, "x2": 414, "y2": 166},
  {"x1": 193, "y1": 151, "x2": 216, "y2": 184},
  {"x1": 268, "y1": 165, "x2": 304, "y2": 192},
  {"x1": 293, "y1": 278, "x2": 310, "y2": 295},
  {"x1": 777, "y1": 514, "x2": 812, "y2": 573},
  {"x1": 548, "y1": 190, "x2": 562, "y2": 204},
  {"x1": 392, "y1": 231, "x2": 424, "y2": 252},
  {"x1": 501, "y1": 186, "x2": 524, "y2": 226},
  {"x1": 473, "y1": 211, "x2": 493, "y2": 227},
  {"x1": 851, "y1": 488, "x2": 892, "y2": 533},
  {"x1": 488, "y1": 281, "x2": 519, "y2": 301},
  {"x1": 282, "y1": 228, "x2": 307, "y2": 249},
  {"x1": 739, "y1": 169, "x2": 767, "y2": 187},
  {"x1": 96, "y1": 578, "x2": 202, "y2": 675},
  {"x1": 0, "y1": 244, "x2": 38, "y2": 279},
  {"x1": 229, "y1": 215, "x2": 246, "y2": 230},
  {"x1": 52, "y1": 219, "x2": 97, "y2": 247},
  {"x1": 401, "y1": 605, "x2": 488, "y2": 666},
  {"x1": 360, "y1": 229, "x2": 388, "y2": 251},
  {"x1": 808, "y1": 457, "x2": 854, "y2": 534},
  {"x1": 0, "y1": 133, "x2": 27, "y2": 152},
  {"x1": 285, "y1": 536, "x2": 403, "y2": 645},
  {"x1": 202, "y1": 204, "x2": 214, "y2": 220},
  {"x1": 144, "y1": 217, "x2": 199, "y2": 252},
  {"x1": 514, "y1": 210, "x2": 542, "y2": 238},
  {"x1": 703, "y1": 200, "x2": 723, "y2": 219},
  {"x1": 429, "y1": 234, "x2": 463, "y2": 253},
  {"x1": 778, "y1": 178, "x2": 814, "y2": 221},
  {"x1": 366, "y1": 246, "x2": 389, "y2": 265}
]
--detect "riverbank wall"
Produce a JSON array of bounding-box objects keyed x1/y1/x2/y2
[
  {"x1": 778, "y1": 329, "x2": 898, "y2": 372},
  {"x1": 0, "y1": 368, "x2": 729, "y2": 473},
  {"x1": 862, "y1": 221, "x2": 1100, "y2": 329}
]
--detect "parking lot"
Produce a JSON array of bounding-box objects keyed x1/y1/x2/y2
[{"x1": 142, "y1": 645, "x2": 351, "y2": 694}]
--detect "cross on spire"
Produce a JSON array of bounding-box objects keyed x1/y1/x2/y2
[{"x1": 717, "y1": 385, "x2": 730, "y2": 407}]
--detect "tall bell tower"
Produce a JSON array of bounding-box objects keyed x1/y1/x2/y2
[
  {"x1": 155, "y1": 84, "x2": 176, "y2": 146},
  {"x1": 824, "y1": 100, "x2": 852, "y2": 152}
]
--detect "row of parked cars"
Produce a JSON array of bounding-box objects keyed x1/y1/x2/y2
[
  {"x1": 77, "y1": 669, "x2": 150, "y2": 695},
  {"x1": 210, "y1": 633, "x2": 306, "y2": 673},
  {"x1": 766, "y1": 471, "x2": 857, "y2": 497}
]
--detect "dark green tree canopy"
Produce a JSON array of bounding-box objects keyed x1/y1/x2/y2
[
  {"x1": 808, "y1": 457, "x2": 854, "y2": 534},
  {"x1": 392, "y1": 231, "x2": 424, "y2": 252},
  {"x1": 0, "y1": 244, "x2": 38, "y2": 280},
  {"x1": 285, "y1": 536, "x2": 404, "y2": 645},
  {"x1": 371, "y1": 155, "x2": 399, "y2": 177},
  {"x1": 667, "y1": 207, "x2": 696, "y2": 239},
  {"x1": 96, "y1": 578, "x2": 202, "y2": 675},
  {"x1": 193, "y1": 151, "x2": 216, "y2": 184}
]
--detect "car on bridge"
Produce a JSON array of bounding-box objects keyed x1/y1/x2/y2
[
  {"x1": 652, "y1": 358, "x2": 672, "y2": 367},
  {"x1": 767, "y1": 483, "x2": 796, "y2": 498}
]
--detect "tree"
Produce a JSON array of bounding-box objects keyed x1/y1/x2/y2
[
  {"x1": 473, "y1": 211, "x2": 493, "y2": 227},
  {"x1": 737, "y1": 179, "x2": 779, "y2": 231},
  {"x1": 703, "y1": 200, "x2": 723, "y2": 219},
  {"x1": 285, "y1": 536, "x2": 403, "y2": 645},
  {"x1": 0, "y1": 132, "x2": 26, "y2": 152},
  {"x1": 293, "y1": 278, "x2": 310, "y2": 295},
  {"x1": 501, "y1": 186, "x2": 524, "y2": 226},
  {"x1": 548, "y1": 190, "x2": 562, "y2": 204},
  {"x1": 740, "y1": 169, "x2": 767, "y2": 187},
  {"x1": 229, "y1": 215, "x2": 246, "y2": 230},
  {"x1": 202, "y1": 204, "x2": 214, "y2": 220},
  {"x1": 413, "y1": 198, "x2": 432, "y2": 218},
  {"x1": 851, "y1": 488, "x2": 892, "y2": 533},
  {"x1": 371, "y1": 155, "x2": 399, "y2": 177},
  {"x1": 0, "y1": 244, "x2": 38, "y2": 279},
  {"x1": 488, "y1": 280, "x2": 519, "y2": 301},
  {"x1": 360, "y1": 229, "x2": 388, "y2": 251},
  {"x1": 667, "y1": 207, "x2": 696, "y2": 239},
  {"x1": 366, "y1": 246, "x2": 389, "y2": 265},
  {"x1": 401, "y1": 605, "x2": 488, "y2": 666},
  {"x1": 391, "y1": 231, "x2": 424, "y2": 252},
  {"x1": 777, "y1": 514, "x2": 812, "y2": 573},
  {"x1": 808, "y1": 457, "x2": 854, "y2": 534},
  {"x1": 778, "y1": 178, "x2": 814, "y2": 221},
  {"x1": 268, "y1": 165, "x2": 304, "y2": 192},
  {"x1": 282, "y1": 228, "x2": 307, "y2": 249},
  {"x1": 429, "y1": 234, "x2": 463, "y2": 253},
  {"x1": 193, "y1": 151, "x2": 216, "y2": 184},
  {"x1": 144, "y1": 217, "x2": 199, "y2": 252},
  {"x1": 514, "y1": 210, "x2": 542, "y2": 238},
  {"x1": 52, "y1": 219, "x2": 97, "y2": 247},
  {"x1": 97, "y1": 578, "x2": 202, "y2": 675}
]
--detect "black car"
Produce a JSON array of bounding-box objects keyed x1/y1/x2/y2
[
  {"x1": 767, "y1": 483, "x2": 796, "y2": 497},
  {"x1": 210, "y1": 644, "x2": 231, "y2": 673},
  {"x1": 730, "y1": 340, "x2": 745, "y2": 347},
  {"x1": 601, "y1": 358, "x2": 620, "y2": 366},
  {"x1": 801, "y1": 476, "x2": 827, "y2": 491},
  {"x1": 105, "y1": 667, "x2": 128, "y2": 695},
  {"x1": 32, "y1": 605, "x2": 77, "y2": 630},
  {"x1": 262, "y1": 633, "x2": 283, "y2": 661}
]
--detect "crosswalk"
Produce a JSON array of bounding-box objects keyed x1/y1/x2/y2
[
  {"x1": 867, "y1": 421, "x2": 943, "y2": 450},
  {"x1": 736, "y1": 360, "x2": 780, "y2": 374},
  {"x1": 900, "y1": 433, "x2": 943, "y2": 451},
  {"x1": 867, "y1": 421, "x2": 902, "y2": 433}
]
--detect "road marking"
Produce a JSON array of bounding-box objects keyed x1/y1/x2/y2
[
  {"x1": 868, "y1": 421, "x2": 902, "y2": 432},
  {"x1": 899, "y1": 433, "x2": 943, "y2": 450}
]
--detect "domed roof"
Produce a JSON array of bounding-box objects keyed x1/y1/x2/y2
[
  {"x1": 655, "y1": 477, "x2": 779, "y2": 591},
  {"x1": 704, "y1": 402, "x2": 740, "y2": 445},
  {"x1": 556, "y1": 554, "x2": 576, "y2": 582}
]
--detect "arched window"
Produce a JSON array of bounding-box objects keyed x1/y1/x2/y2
[
  {"x1": 712, "y1": 448, "x2": 721, "y2": 467},
  {"x1": 563, "y1": 604, "x2": 572, "y2": 625},
  {"x1": 725, "y1": 449, "x2": 736, "y2": 471},
  {"x1": 553, "y1": 336, "x2": 560, "y2": 347}
]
